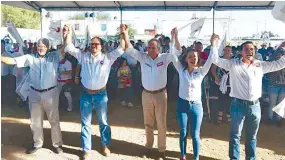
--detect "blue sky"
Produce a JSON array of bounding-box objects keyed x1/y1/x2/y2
[{"x1": 52, "y1": 10, "x2": 285, "y2": 39}]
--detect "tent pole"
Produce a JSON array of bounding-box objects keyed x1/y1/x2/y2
[
  {"x1": 212, "y1": 7, "x2": 215, "y2": 34},
  {"x1": 120, "y1": 8, "x2": 123, "y2": 24},
  {"x1": 40, "y1": 8, "x2": 43, "y2": 38}
]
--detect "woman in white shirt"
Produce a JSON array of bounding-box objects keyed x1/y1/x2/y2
[{"x1": 170, "y1": 29, "x2": 218, "y2": 160}]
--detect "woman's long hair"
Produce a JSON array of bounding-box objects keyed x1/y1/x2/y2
[{"x1": 179, "y1": 47, "x2": 201, "y2": 70}]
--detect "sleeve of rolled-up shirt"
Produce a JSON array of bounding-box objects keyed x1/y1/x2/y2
[
  {"x1": 64, "y1": 43, "x2": 82, "y2": 60},
  {"x1": 168, "y1": 44, "x2": 183, "y2": 71},
  {"x1": 200, "y1": 47, "x2": 221, "y2": 76},
  {"x1": 212, "y1": 46, "x2": 233, "y2": 71},
  {"x1": 13, "y1": 54, "x2": 33, "y2": 68},
  {"x1": 261, "y1": 56, "x2": 285, "y2": 74},
  {"x1": 106, "y1": 46, "x2": 124, "y2": 63},
  {"x1": 125, "y1": 45, "x2": 143, "y2": 62}
]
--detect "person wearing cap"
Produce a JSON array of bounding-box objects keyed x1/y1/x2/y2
[
  {"x1": 121, "y1": 25, "x2": 180, "y2": 160},
  {"x1": 63, "y1": 24, "x2": 125, "y2": 160},
  {"x1": 212, "y1": 41, "x2": 285, "y2": 159},
  {"x1": 1, "y1": 35, "x2": 66, "y2": 154}
]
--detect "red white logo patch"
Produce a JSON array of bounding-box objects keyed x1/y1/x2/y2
[{"x1": 157, "y1": 62, "x2": 164, "y2": 67}]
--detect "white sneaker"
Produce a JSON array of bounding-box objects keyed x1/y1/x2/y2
[
  {"x1": 67, "y1": 106, "x2": 73, "y2": 112},
  {"x1": 121, "y1": 101, "x2": 127, "y2": 106},
  {"x1": 127, "y1": 102, "x2": 134, "y2": 107}
]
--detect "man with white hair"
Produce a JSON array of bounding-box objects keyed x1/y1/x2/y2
[{"x1": 1, "y1": 35, "x2": 66, "y2": 154}]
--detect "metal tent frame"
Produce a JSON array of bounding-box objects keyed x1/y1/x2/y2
[{"x1": 1, "y1": 1, "x2": 276, "y2": 33}]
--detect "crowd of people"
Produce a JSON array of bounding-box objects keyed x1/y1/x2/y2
[{"x1": 1, "y1": 24, "x2": 285, "y2": 160}]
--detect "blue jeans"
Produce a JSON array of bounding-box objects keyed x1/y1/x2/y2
[
  {"x1": 176, "y1": 97, "x2": 203, "y2": 160},
  {"x1": 267, "y1": 86, "x2": 285, "y2": 121},
  {"x1": 229, "y1": 98, "x2": 261, "y2": 160},
  {"x1": 80, "y1": 90, "x2": 111, "y2": 152}
]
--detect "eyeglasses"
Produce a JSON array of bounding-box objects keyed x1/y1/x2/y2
[
  {"x1": 147, "y1": 46, "x2": 157, "y2": 50},
  {"x1": 90, "y1": 43, "x2": 101, "y2": 46}
]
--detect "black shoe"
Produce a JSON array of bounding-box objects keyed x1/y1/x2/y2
[
  {"x1": 141, "y1": 148, "x2": 152, "y2": 158},
  {"x1": 26, "y1": 146, "x2": 41, "y2": 154},
  {"x1": 54, "y1": 146, "x2": 63, "y2": 154}
]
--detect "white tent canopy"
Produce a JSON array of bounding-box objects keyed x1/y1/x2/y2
[{"x1": 2, "y1": 1, "x2": 275, "y2": 11}]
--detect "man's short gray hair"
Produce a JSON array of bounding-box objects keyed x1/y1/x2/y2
[
  {"x1": 37, "y1": 38, "x2": 50, "y2": 49},
  {"x1": 148, "y1": 38, "x2": 161, "y2": 49}
]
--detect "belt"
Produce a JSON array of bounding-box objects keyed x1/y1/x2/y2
[
  {"x1": 143, "y1": 87, "x2": 166, "y2": 94},
  {"x1": 83, "y1": 86, "x2": 106, "y2": 94},
  {"x1": 31, "y1": 86, "x2": 56, "y2": 92},
  {"x1": 233, "y1": 98, "x2": 259, "y2": 106}
]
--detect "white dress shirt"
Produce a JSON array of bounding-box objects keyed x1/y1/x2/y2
[
  {"x1": 125, "y1": 46, "x2": 174, "y2": 91},
  {"x1": 65, "y1": 44, "x2": 124, "y2": 90},
  {"x1": 213, "y1": 47, "x2": 285, "y2": 101},
  {"x1": 170, "y1": 46, "x2": 216, "y2": 101}
]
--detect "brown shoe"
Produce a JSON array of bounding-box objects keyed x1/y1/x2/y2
[
  {"x1": 102, "y1": 146, "x2": 111, "y2": 156},
  {"x1": 82, "y1": 152, "x2": 91, "y2": 160},
  {"x1": 141, "y1": 148, "x2": 152, "y2": 158},
  {"x1": 157, "y1": 151, "x2": 165, "y2": 160}
]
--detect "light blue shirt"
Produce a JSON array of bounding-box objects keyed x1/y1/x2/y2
[
  {"x1": 121, "y1": 53, "x2": 137, "y2": 66},
  {"x1": 65, "y1": 44, "x2": 124, "y2": 90},
  {"x1": 14, "y1": 50, "x2": 63, "y2": 89}
]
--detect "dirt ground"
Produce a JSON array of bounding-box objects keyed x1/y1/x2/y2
[{"x1": 1, "y1": 99, "x2": 285, "y2": 160}]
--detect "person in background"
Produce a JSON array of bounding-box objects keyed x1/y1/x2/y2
[
  {"x1": 266, "y1": 51, "x2": 285, "y2": 127},
  {"x1": 117, "y1": 58, "x2": 134, "y2": 107},
  {"x1": 211, "y1": 46, "x2": 232, "y2": 124},
  {"x1": 254, "y1": 46, "x2": 263, "y2": 61},
  {"x1": 57, "y1": 55, "x2": 74, "y2": 112},
  {"x1": 258, "y1": 43, "x2": 268, "y2": 60}
]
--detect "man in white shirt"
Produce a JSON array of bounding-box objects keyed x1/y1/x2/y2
[
  {"x1": 122, "y1": 25, "x2": 178, "y2": 160},
  {"x1": 212, "y1": 39, "x2": 285, "y2": 160},
  {"x1": 63, "y1": 25, "x2": 125, "y2": 160}
]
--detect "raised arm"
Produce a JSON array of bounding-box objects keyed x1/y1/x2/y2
[
  {"x1": 261, "y1": 42, "x2": 285, "y2": 74},
  {"x1": 74, "y1": 64, "x2": 81, "y2": 84},
  {"x1": 62, "y1": 25, "x2": 82, "y2": 60},
  {"x1": 122, "y1": 24, "x2": 143, "y2": 62},
  {"x1": 200, "y1": 47, "x2": 218, "y2": 76},
  {"x1": 1, "y1": 56, "x2": 17, "y2": 65},
  {"x1": 167, "y1": 28, "x2": 183, "y2": 71},
  {"x1": 106, "y1": 26, "x2": 125, "y2": 62}
]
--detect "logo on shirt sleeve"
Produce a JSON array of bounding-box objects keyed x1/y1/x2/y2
[
  {"x1": 157, "y1": 62, "x2": 164, "y2": 67},
  {"x1": 100, "y1": 60, "x2": 104, "y2": 65}
]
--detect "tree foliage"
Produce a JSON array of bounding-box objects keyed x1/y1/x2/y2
[
  {"x1": 96, "y1": 12, "x2": 111, "y2": 21},
  {"x1": 1, "y1": 4, "x2": 41, "y2": 29},
  {"x1": 115, "y1": 24, "x2": 137, "y2": 39},
  {"x1": 69, "y1": 14, "x2": 85, "y2": 20}
]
